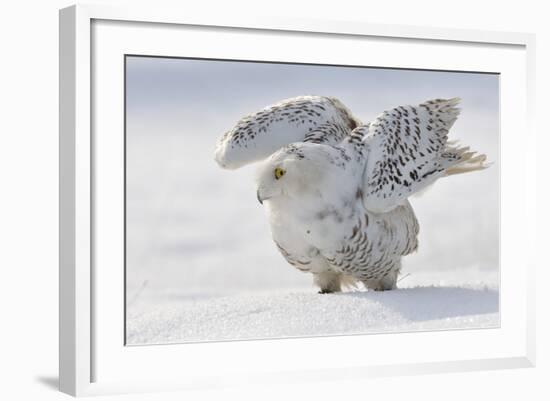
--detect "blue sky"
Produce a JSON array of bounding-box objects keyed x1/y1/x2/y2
[{"x1": 126, "y1": 56, "x2": 498, "y2": 131}]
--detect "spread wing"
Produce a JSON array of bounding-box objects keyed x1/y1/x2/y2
[
  {"x1": 360, "y1": 98, "x2": 488, "y2": 213},
  {"x1": 215, "y1": 96, "x2": 360, "y2": 169}
]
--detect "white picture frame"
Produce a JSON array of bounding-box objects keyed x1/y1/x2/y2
[{"x1": 59, "y1": 4, "x2": 536, "y2": 397}]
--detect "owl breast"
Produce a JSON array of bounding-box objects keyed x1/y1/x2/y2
[
  {"x1": 266, "y1": 197, "x2": 419, "y2": 281},
  {"x1": 266, "y1": 196, "x2": 360, "y2": 274}
]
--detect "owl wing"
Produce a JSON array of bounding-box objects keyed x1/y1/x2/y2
[
  {"x1": 359, "y1": 98, "x2": 488, "y2": 213},
  {"x1": 215, "y1": 96, "x2": 360, "y2": 169}
]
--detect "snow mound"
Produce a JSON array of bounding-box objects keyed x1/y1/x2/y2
[{"x1": 127, "y1": 285, "x2": 499, "y2": 345}]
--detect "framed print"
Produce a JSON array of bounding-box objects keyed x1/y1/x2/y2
[{"x1": 59, "y1": 4, "x2": 536, "y2": 396}]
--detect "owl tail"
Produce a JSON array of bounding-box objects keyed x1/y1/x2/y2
[{"x1": 443, "y1": 143, "x2": 491, "y2": 176}]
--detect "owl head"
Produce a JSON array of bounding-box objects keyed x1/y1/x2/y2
[{"x1": 255, "y1": 142, "x2": 354, "y2": 206}]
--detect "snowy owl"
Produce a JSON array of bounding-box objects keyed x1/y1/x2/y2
[{"x1": 214, "y1": 96, "x2": 488, "y2": 293}]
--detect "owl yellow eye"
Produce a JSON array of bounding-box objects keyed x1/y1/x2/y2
[{"x1": 274, "y1": 167, "x2": 286, "y2": 180}]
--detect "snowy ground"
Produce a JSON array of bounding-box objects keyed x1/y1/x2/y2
[{"x1": 126, "y1": 270, "x2": 499, "y2": 345}]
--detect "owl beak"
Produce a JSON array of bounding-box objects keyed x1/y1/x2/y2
[{"x1": 256, "y1": 188, "x2": 273, "y2": 205}]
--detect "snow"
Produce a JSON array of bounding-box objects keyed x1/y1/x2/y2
[{"x1": 126, "y1": 270, "x2": 499, "y2": 345}]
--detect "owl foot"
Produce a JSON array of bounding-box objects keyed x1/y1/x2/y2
[
  {"x1": 313, "y1": 271, "x2": 342, "y2": 294},
  {"x1": 362, "y1": 272, "x2": 398, "y2": 292}
]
